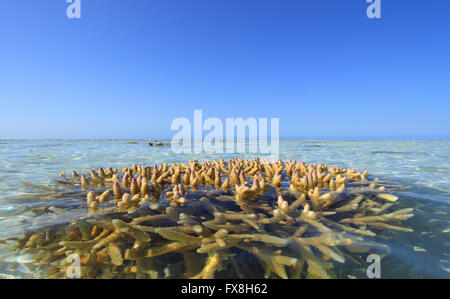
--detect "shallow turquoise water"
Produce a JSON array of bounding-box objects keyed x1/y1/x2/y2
[{"x1": 0, "y1": 140, "x2": 449, "y2": 278}]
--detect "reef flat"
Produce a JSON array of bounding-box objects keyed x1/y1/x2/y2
[{"x1": 3, "y1": 158, "x2": 414, "y2": 279}]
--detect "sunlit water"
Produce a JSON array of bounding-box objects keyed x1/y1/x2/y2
[{"x1": 0, "y1": 140, "x2": 449, "y2": 278}]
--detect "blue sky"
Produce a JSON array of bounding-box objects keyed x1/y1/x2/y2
[{"x1": 0, "y1": 0, "x2": 449, "y2": 139}]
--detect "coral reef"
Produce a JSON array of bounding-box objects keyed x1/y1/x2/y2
[{"x1": 5, "y1": 158, "x2": 414, "y2": 279}]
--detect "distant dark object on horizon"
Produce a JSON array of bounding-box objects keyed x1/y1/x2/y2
[{"x1": 149, "y1": 142, "x2": 170, "y2": 147}]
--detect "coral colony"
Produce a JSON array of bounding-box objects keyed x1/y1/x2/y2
[{"x1": 8, "y1": 158, "x2": 413, "y2": 279}]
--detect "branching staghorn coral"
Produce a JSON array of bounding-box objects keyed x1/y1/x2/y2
[{"x1": 4, "y1": 158, "x2": 414, "y2": 279}]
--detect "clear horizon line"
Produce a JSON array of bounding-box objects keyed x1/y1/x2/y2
[{"x1": 1, "y1": 137, "x2": 449, "y2": 141}]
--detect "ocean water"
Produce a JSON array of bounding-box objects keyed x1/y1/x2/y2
[{"x1": 0, "y1": 139, "x2": 449, "y2": 278}]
